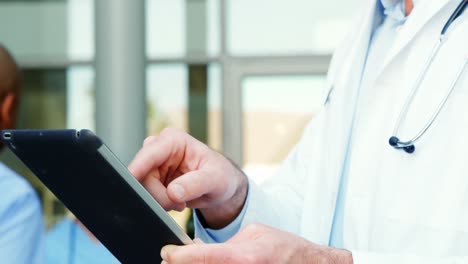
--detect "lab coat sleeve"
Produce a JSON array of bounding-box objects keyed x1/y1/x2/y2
[
  {"x1": 352, "y1": 251, "x2": 468, "y2": 264},
  {"x1": 193, "y1": 172, "x2": 304, "y2": 241},
  {"x1": 241, "y1": 19, "x2": 355, "y2": 234},
  {"x1": 239, "y1": 111, "x2": 326, "y2": 236},
  {"x1": 194, "y1": 188, "x2": 249, "y2": 243},
  {"x1": 194, "y1": 110, "x2": 326, "y2": 239}
]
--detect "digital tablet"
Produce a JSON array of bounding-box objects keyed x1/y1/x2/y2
[{"x1": 1, "y1": 129, "x2": 192, "y2": 263}]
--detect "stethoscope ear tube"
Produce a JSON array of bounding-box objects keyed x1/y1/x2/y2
[{"x1": 441, "y1": 0, "x2": 468, "y2": 35}]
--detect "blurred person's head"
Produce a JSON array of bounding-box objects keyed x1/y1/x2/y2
[{"x1": 0, "y1": 45, "x2": 21, "y2": 149}]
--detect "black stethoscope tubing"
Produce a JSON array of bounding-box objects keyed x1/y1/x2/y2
[{"x1": 389, "y1": 0, "x2": 468, "y2": 154}]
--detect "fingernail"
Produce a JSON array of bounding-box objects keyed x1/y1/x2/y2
[
  {"x1": 161, "y1": 261, "x2": 168, "y2": 264},
  {"x1": 171, "y1": 184, "x2": 185, "y2": 201},
  {"x1": 161, "y1": 245, "x2": 177, "y2": 260}
]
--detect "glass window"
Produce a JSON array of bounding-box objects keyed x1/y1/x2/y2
[
  {"x1": 146, "y1": 63, "x2": 221, "y2": 149},
  {"x1": 67, "y1": 0, "x2": 94, "y2": 61},
  {"x1": 242, "y1": 75, "x2": 326, "y2": 183},
  {"x1": 207, "y1": 63, "x2": 221, "y2": 150},
  {"x1": 19, "y1": 68, "x2": 68, "y2": 129},
  {"x1": 0, "y1": 1, "x2": 67, "y2": 60},
  {"x1": 67, "y1": 66, "x2": 95, "y2": 130},
  {"x1": 146, "y1": 0, "x2": 186, "y2": 58},
  {"x1": 227, "y1": 0, "x2": 361, "y2": 55},
  {"x1": 146, "y1": 0, "x2": 220, "y2": 58},
  {"x1": 207, "y1": 0, "x2": 220, "y2": 56},
  {"x1": 147, "y1": 64, "x2": 188, "y2": 133}
]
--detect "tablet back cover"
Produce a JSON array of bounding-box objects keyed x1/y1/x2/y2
[{"x1": 2, "y1": 129, "x2": 187, "y2": 263}]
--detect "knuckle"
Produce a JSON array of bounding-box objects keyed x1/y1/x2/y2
[
  {"x1": 160, "y1": 127, "x2": 180, "y2": 137},
  {"x1": 159, "y1": 201, "x2": 170, "y2": 210},
  {"x1": 165, "y1": 254, "x2": 172, "y2": 263},
  {"x1": 184, "y1": 247, "x2": 205, "y2": 264},
  {"x1": 159, "y1": 128, "x2": 189, "y2": 146},
  {"x1": 165, "y1": 251, "x2": 176, "y2": 263},
  {"x1": 158, "y1": 200, "x2": 173, "y2": 210}
]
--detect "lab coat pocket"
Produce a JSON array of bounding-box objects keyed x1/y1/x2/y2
[
  {"x1": 374, "y1": 171, "x2": 468, "y2": 256},
  {"x1": 384, "y1": 165, "x2": 468, "y2": 229}
]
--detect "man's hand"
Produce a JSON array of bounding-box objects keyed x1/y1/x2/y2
[
  {"x1": 160, "y1": 224, "x2": 353, "y2": 264},
  {"x1": 128, "y1": 128, "x2": 248, "y2": 228}
]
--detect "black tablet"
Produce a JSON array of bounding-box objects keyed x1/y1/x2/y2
[{"x1": 1, "y1": 129, "x2": 192, "y2": 263}]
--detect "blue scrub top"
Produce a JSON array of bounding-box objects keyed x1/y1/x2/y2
[
  {"x1": 0, "y1": 162, "x2": 44, "y2": 264},
  {"x1": 45, "y1": 218, "x2": 119, "y2": 264}
]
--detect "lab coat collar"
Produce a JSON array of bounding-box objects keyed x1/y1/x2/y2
[
  {"x1": 382, "y1": 0, "x2": 407, "y2": 22},
  {"x1": 379, "y1": 0, "x2": 451, "y2": 75},
  {"x1": 380, "y1": 0, "x2": 399, "y2": 9},
  {"x1": 380, "y1": 0, "x2": 419, "y2": 19}
]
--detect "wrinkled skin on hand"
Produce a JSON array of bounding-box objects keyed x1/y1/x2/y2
[{"x1": 161, "y1": 224, "x2": 353, "y2": 264}]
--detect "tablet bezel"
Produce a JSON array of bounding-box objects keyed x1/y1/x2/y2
[
  {"x1": 97, "y1": 143, "x2": 191, "y2": 244},
  {"x1": 1, "y1": 129, "x2": 193, "y2": 262}
]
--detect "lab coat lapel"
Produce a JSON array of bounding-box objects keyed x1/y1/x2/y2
[
  {"x1": 379, "y1": 0, "x2": 451, "y2": 71},
  {"x1": 305, "y1": 0, "x2": 378, "y2": 244},
  {"x1": 331, "y1": 0, "x2": 378, "y2": 175},
  {"x1": 330, "y1": 0, "x2": 378, "y2": 152}
]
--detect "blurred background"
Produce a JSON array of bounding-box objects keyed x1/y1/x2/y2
[{"x1": 0, "y1": 0, "x2": 361, "y2": 261}]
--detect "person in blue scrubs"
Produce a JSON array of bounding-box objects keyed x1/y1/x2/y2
[
  {"x1": 0, "y1": 45, "x2": 44, "y2": 263},
  {"x1": 45, "y1": 217, "x2": 118, "y2": 264}
]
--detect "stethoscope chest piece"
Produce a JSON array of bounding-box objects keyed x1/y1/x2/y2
[{"x1": 388, "y1": 136, "x2": 416, "y2": 154}]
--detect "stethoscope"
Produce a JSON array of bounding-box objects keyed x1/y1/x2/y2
[{"x1": 389, "y1": 0, "x2": 468, "y2": 154}]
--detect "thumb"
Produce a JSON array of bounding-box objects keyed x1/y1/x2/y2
[
  {"x1": 166, "y1": 170, "x2": 218, "y2": 204},
  {"x1": 161, "y1": 243, "x2": 233, "y2": 264}
]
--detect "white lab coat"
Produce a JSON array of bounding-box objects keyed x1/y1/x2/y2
[{"x1": 239, "y1": 0, "x2": 468, "y2": 263}]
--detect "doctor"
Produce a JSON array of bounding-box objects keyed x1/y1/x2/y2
[{"x1": 129, "y1": 0, "x2": 468, "y2": 263}]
